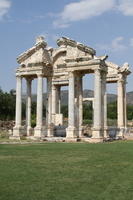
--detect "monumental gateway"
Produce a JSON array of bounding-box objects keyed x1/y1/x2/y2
[{"x1": 11, "y1": 36, "x2": 131, "y2": 142}]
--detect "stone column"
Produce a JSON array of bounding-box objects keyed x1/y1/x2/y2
[
  {"x1": 103, "y1": 92, "x2": 108, "y2": 137},
  {"x1": 124, "y1": 80, "x2": 127, "y2": 129},
  {"x1": 13, "y1": 75, "x2": 22, "y2": 138},
  {"x1": 77, "y1": 75, "x2": 83, "y2": 137},
  {"x1": 52, "y1": 85, "x2": 56, "y2": 114},
  {"x1": 117, "y1": 78, "x2": 125, "y2": 137},
  {"x1": 47, "y1": 77, "x2": 54, "y2": 137},
  {"x1": 92, "y1": 69, "x2": 103, "y2": 140},
  {"x1": 34, "y1": 74, "x2": 43, "y2": 138},
  {"x1": 57, "y1": 86, "x2": 61, "y2": 114},
  {"x1": 52, "y1": 85, "x2": 63, "y2": 126},
  {"x1": 66, "y1": 72, "x2": 76, "y2": 139},
  {"x1": 102, "y1": 73, "x2": 108, "y2": 138},
  {"x1": 51, "y1": 85, "x2": 57, "y2": 124},
  {"x1": 26, "y1": 78, "x2": 33, "y2": 136}
]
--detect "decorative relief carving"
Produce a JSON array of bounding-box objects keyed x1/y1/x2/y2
[{"x1": 16, "y1": 36, "x2": 131, "y2": 84}]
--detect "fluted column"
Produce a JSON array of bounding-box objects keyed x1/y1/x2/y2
[
  {"x1": 103, "y1": 92, "x2": 108, "y2": 137},
  {"x1": 92, "y1": 69, "x2": 103, "y2": 139},
  {"x1": 16, "y1": 76, "x2": 22, "y2": 127},
  {"x1": 57, "y1": 86, "x2": 61, "y2": 114},
  {"x1": 77, "y1": 75, "x2": 83, "y2": 137},
  {"x1": 34, "y1": 74, "x2": 43, "y2": 138},
  {"x1": 51, "y1": 85, "x2": 57, "y2": 124},
  {"x1": 68, "y1": 72, "x2": 75, "y2": 127},
  {"x1": 13, "y1": 75, "x2": 22, "y2": 138},
  {"x1": 47, "y1": 77, "x2": 54, "y2": 137},
  {"x1": 124, "y1": 80, "x2": 127, "y2": 129},
  {"x1": 117, "y1": 78, "x2": 125, "y2": 137},
  {"x1": 102, "y1": 73, "x2": 108, "y2": 138},
  {"x1": 117, "y1": 80, "x2": 125, "y2": 126},
  {"x1": 66, "y1": 72, "x2": 76, "y2": 138},
  {"x1": 26, "y1": 78, "x2": 32, "y2": 136},
  {"x1": 52, "y1": 85, "x2": 56, "y2": 113}
]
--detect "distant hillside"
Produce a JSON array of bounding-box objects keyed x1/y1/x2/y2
[{"x1": 22, "y1": 90, "x2": 133, "y2": 105}]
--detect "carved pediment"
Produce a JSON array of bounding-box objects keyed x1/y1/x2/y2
[
  {"x1": 52, "y1": 37, "x2": 96, "y2": 69},
  {"x1": 106, "y1": 61, "x2": 119, "y2": 75},
  {"x1": 17, "y1": 37, "x2": 52, "y2": 68},
  {"x1": 57, "y1": 37, "x2": 96, "y2": 59},
  {"x1": 52, "y1": 48, "x2": 67, "y2": 69}
]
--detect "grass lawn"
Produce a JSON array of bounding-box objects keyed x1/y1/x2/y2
[{"x1": 0, "y1": 141, "x2": 133, "y2": 200}]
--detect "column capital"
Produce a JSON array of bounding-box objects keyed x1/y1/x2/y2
[
  {"x1": 117, "y1": 78, "x2": 125, "y2": 84},
  {"x1": 52, "y1": 84, "x2": 57, "y2": 90},
  {"x1": 94, "y1": 68, "x2": 101, "y2": 75},
  {"x1": 101, "y1": 72, "x2": 107, "y2": 83},
  {"x1": 69, "y1": 71, "x2": 75, "y2": 78},
  {"x1": 75, "y1": 72, "x2": 84, "y2": 78},
  {"x1": 16, "y1": 74, "x2": 22, "y2": 79},
  {"x1": 94, "y1": 68, "x2": 107, "y2": 75},
  {"x1": 25, "y1": 77, "x2": 34, "y2": 82},
  {"x1": 37, "y1": 73, "x2": 43, "y2": 78},
  {"x1": 47, "y1": 76, "x2": 52, "y2": 81}
]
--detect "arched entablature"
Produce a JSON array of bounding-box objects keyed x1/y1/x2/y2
[
  {"x1": 106, "y1": 61, "x2": 131, "y2": 83},
  {"x1": 52, "y1": 48, "x2": 67, "y2": 69}
]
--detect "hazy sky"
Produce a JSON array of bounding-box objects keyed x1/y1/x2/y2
[{"x1": 0, "y1": 0, "x2": 133, "y2": 93}]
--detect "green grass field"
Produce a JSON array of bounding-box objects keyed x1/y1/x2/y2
[{"x1": 0, "y1": 141, "x2": 133, "y2": 200}]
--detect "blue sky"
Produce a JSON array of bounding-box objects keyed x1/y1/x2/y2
[{"x1": 0, "y1": 0, "x2": 133, "y2": 93}]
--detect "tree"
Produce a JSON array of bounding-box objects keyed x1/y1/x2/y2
[
  {"x1": 127, "y1": 105, "x2": 133, "y2": 120},
  {"x1": 83, "y1": 103, "x2": 93, "y2": 120},
  {"x1": 107, "y1": 101, "x2": 117, "y2": 119}
]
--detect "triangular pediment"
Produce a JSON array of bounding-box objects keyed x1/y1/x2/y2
[
  {"x1": 52, "y1": 37, "x2": 96, "y2": 69},
  {"x1": 106, "y1": 61, "x2": 119, "y2": 75},
  {"x1": 17, "y1": 37, "x2": 52, "y2": 68}
]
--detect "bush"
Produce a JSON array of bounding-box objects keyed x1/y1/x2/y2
[
  {"x1": 83, "y1": 119, "x2": 93, "y2": 125},
  {"x1": 31, "y1": 114, "x2": 36, "y2": 128},
  {"x1": 0, "y1": 130, "x2": 9, "y2": 139}
]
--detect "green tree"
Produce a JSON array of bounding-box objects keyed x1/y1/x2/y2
[
  {"x1": 83, "y1": 103, "x2": 93, "y2": 120},
  {"x1": 61, "y1": 105, "x2": 68, "y2": 117},
  {"x1": 107, "y1": 101, "x2": 117, "y2": 119},
  {"x1": 127, "y1": 105, "x2": 133, "y2": 120}
]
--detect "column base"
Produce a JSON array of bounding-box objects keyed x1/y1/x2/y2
[
  {"x1": 9, "y1": 135, "x2": 21, "y2": 140},
  {"x1": 77, "y1": 126, "x2": 84, "y2": 138},
  {"x1": 65, "y1": 138, "x2": 78, "y2": 142},
  {"x1": 27, "y1": 126, "x2": 33, "y2": 136},
  {"x1": 34, "y1": 126, "x2": 44, "y2": 139},
  {"x1": 47, "y1": 124, "x2": 54, "y2": 137},
  {"x1": 92, "y1": 128, "x2": 104, "y2": 140},
  {"x1": 116, "y1": 127, "x2": 125, "y2": 139},
  {"x1": 104, "y1": 126, "x2": 109, "y2": 138},
  {"x1": 81, "y1": 137, "x2": 103, "y2": 143},
  {"x1": 66, "y1": 126, "x2": 77, "y2": 139},
  {"x1": 12, "y1": 126, "x2": 25, "y2": 139}
]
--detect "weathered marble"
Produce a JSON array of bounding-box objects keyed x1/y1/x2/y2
[{"x1": 12, "y1": 36, "x2": 131, "y2": 142}]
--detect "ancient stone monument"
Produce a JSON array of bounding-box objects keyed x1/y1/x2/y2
[{"x1": 11, "y1": 36, "x2": 131, "y2": 142}]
